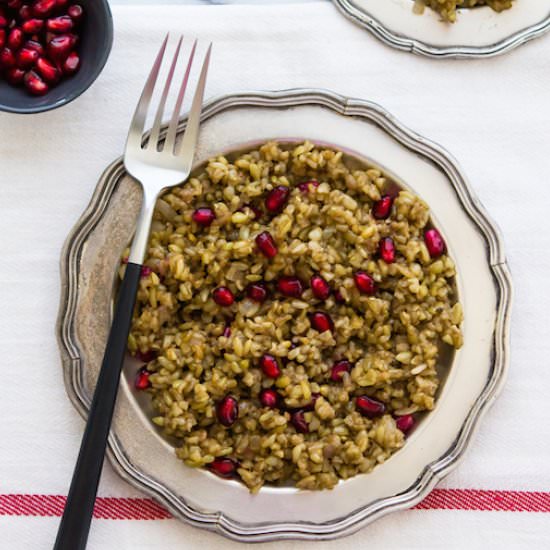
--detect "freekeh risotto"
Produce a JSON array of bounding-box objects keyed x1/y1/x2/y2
[
  {"x1": 414, "y1": 0, "x2": 513, "y2": 23},
  {"x1": 125, "y1": 141, "x2": 463, "y2": 493}
]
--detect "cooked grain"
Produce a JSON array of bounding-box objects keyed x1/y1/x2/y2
[
  {"x1": 125, "y1": 141, "x2": 463, "y2": 492},
  {"x1": 416, "y1": 0, "x2": 513, "y2": 22}
]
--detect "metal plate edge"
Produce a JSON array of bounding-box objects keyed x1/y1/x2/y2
[{"x1": 56, "y1": 88, "x2": 513, "y2": 541}]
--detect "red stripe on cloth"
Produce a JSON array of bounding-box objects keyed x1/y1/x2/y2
[
  {"x1": 413, "y1": 489, "x2": 550, "y2": 512},
  {"x1": 0, "y1": 490, "x2": 549, "y2": 520},
  {"x1": 0, "y1": 495, "x2": 171, "y2": 520}
]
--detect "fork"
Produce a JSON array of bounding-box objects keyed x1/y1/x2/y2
[{"x1": 53, "y1": 35, "x2": 212, "y2": 550}]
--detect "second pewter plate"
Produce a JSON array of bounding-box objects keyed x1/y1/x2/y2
[
  {"x1": 57, "y1": 89, "x2": 512, "y2": 541},
  {"x1": 332, "y1": 0, "x2": 550, "y2": 58}
]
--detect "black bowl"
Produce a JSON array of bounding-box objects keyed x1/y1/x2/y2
[{"x1": 0, "y1": 0, "x2": 113, "y2": 114}]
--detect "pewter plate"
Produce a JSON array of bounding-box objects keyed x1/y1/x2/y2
[
  {"x1": 57, "y1": 89, "x2": 512, "y2": 542},
  {"x1": 332, "y1": 0, "x2": 550, "y2": 58}
]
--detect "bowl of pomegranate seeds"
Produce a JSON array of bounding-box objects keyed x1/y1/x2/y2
[
  {"x1": 0, "y1": 0, "x2": 112, "y2": 113},
  {"x1": 59, "y1": 90, "x2": 511, "y2": 540}
]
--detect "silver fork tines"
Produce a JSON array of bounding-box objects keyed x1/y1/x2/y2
[{"x1": 124, "y1": 34, "x2": 212, "y2": 265}]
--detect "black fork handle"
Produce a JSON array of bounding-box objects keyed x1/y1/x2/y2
[{"x1": 54, "y1": 262, "x2": 142, "y2": 550}]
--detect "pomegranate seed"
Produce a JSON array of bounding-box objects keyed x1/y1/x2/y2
[
  {"x1": 265, "y1": 185, "x2": 290, "y2": 213},
  {"x1": 25, "y1": 39, "x2": 44, "y2": 55},
  {"x1": 16, "y1": 46, "x2": 38, "y2": 68},
  {"x1": 134, "y1": 367, "x2": 151, "y2": 390},
  {"x1": 135, "y1": 349, "x2": 157, "y2": 363},
  {"x1": 62, "y1": 50, "x2": 79, "y2": 75},
  {"x1": 5, "y1": 66, "x2": 24, "y2": 84},
  {"x1": 23, "y1": 69, "x2": 48, "y2": 94},
  {"x1": 46, "y1": 15, "x2": 73, "y2": 33},
  {"x1": 0, "y1": 16, "x2": 6, "y2": 29},
  {"x1": 140, "y1": 266, "x2": 152, "y2": 278},
  {"x1": 192, "y1": 207, "x2": 215, "y2": 227},
  {"x1": 47, "y1": 33, "x2": 72, "y2": 63},
  {"x1": 354, "y1": 271, "x2": 377, "y2": 295},
  {"x1": 372, "y1": 195, "x2": 393, "y2": 219},
  {"x1": 0, "y1": 29, "x2": 5, "y2": 49},
  {"x1": 298, "y1": 179, "x2": 320, "y2": 193},
  {"x1": 260, "y1": 354, "x2": 281, "y2": 378},
  {"x1": 302, "y1": 392, "x2": 321, "y2": 411},
  {"x1": 356, "y1": 395, "x2": 386, "y2": 418},
  {"x1": 21, "y1": 18, "x2": 44, "y2": 34},
  {"x1": 217, "y1": 395, "x2": 239, "y2": 427},
  {"x1": 334, "y1": 289, "x2": 346, "y2": 304},
  {"x1": 277, "y1": 276, "x2": 303, "y2": 298},
  {"x1": 395, "y1": 414, "x2": 415, "y2": 434},
  {"x1": 291, "y1": 411, "x2": 309, "y2": 433},
  {"x1": 330, "y1": 360, "x2": 352, "y2": 382},
  {"x1": 424, "y1": 228, "x2": 446, "y2": 258},
  {"x1": 310, "y1": 273, "x2": 330, "y2": 300},
  {"x1": 55, "y1": 0, "x2": 70, "y2": 8},
  {"x1": 222, "y1": 323, "x2": 231, "y2": 338},
  {"x1": 255, "y1": 231, "x2": 277, "y2": 258},
  {"x1": 213, "y1": 286, "x2": 235, "y2": 307},
  {"x1": 259, "y1": 388, "x2": 279, "y2": 408},
  {"x1": 208, "y1": 457, "x2": 239, "y2": 479},
  {"x1": 19, "y1": 5, "x2": 32, "y2": 20},
  {"x1": 67, "y1": 4, "x2": 83, "y2": 23},
  {"x1": 0, "y1": 47, "x2": 16, "y2": 68},
  {"x1": 246, "y1": 282, "x2": 268, "y2": 303},
  {"x1": 33, "y1": 0, "x2": 56, "y2": 17},
  {"x1": 7, "y1": 27, "x2": 23, "y2": 49},
  {"x1": 35, "y1": 56, "x2": 59, "y2": 82},
  {"x1": 379, "y1": 237, "x2": 396, "y2": 264},
  {"x1": 309, "y1": 311, "x2": 334, "y2": 333}
]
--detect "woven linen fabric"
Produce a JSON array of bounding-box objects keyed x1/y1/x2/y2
[{"x1": 0, "y1": 3, "x2": 549, "y2": 549}]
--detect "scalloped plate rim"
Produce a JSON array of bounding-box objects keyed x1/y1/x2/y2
[
  {"x1": 331, "y1": 0, "x2": 550, "y2": 58},
  {"x1": 57, "y1": 88, "x2": 512, "y2": 541}
]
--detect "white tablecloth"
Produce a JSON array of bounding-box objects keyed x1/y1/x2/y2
[{"x1": 1, "y1": 3, "x2": 549, "y2": 549}]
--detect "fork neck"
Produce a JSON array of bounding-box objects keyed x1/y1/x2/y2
[{"x1": 128, "y1": 190, "x2": 158, "y2": 265}]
